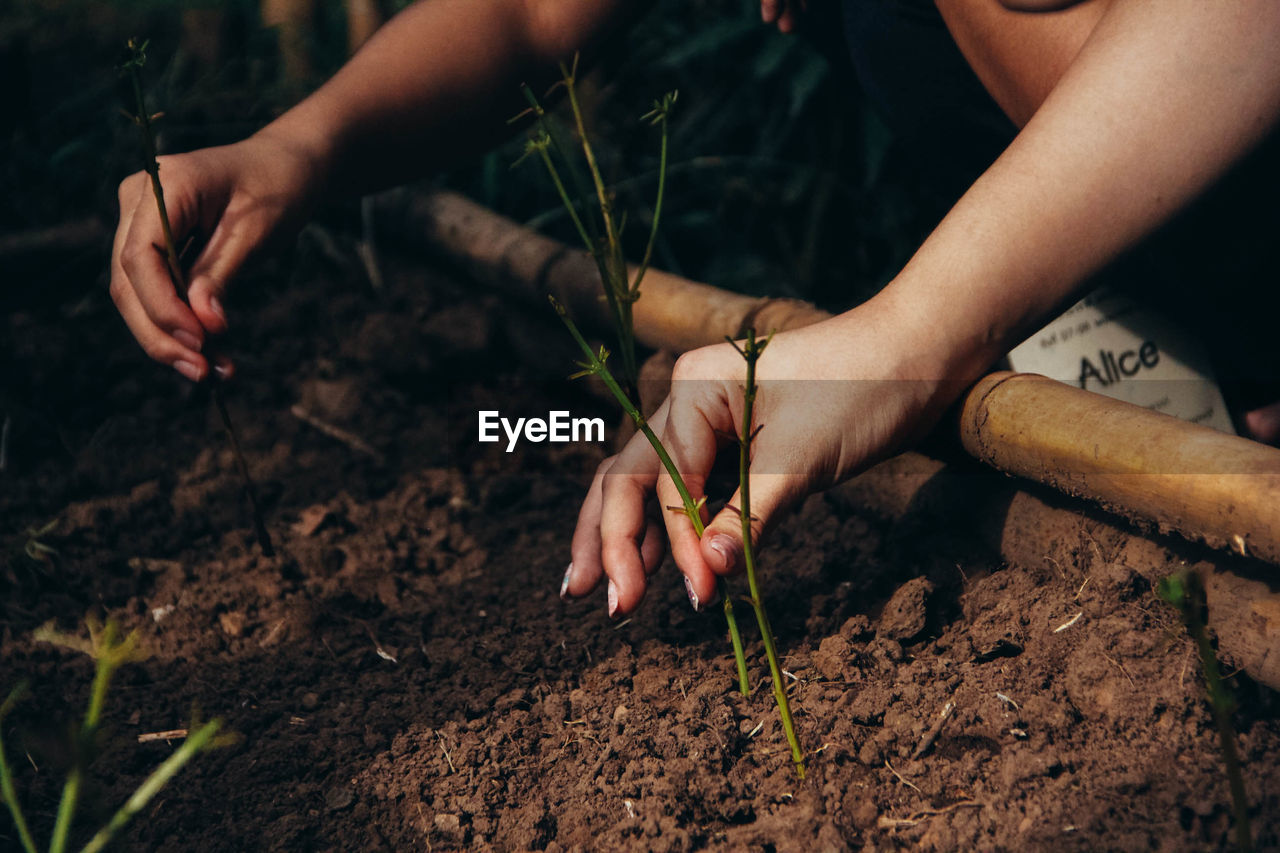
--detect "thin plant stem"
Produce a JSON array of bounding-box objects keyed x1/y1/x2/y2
[
  {"x1": 731, "y1": 330, "x2": 805, "y2": 778},
  {"x1": 77, "y1": 720, "x2": 222, "y2": 853},
  {"x1": 558, "y1": 58, "x2": 638, "y2": 393},
  {"x1": 49, "y1": 622, "x2": 127, "y2": 853},
  {"x1": 0, "y1": 684, "x2": 37, "y2": 853},
  {"x1": 121, "y1": 39, "x2": 273, "y2": 557},
  {"x1": 1159, "y1": 572, "x2": 1252, "y2": 852},
  {"x1": 633, "y1": 92, "x2": 674, "y2": 298},
  {"x1": 553, "y1": 299, "x2": 751, "y2": 694}
]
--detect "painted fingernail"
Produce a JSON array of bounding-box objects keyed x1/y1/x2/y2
[
  {"x1": 684, "y1": 576, "x2": 701, "y2": 613},
  {"x1": 173, "y1": 328, "x2": 202, "y2": 352},
  {"x1": 560, "y1": 563, "x2": 574, "y2": 600},
  {"x1": 707, "y1": 534, "x2": 742, "y2": 573},
  {"x1": 209, "y1": 296, "x2": 226, "y2": 322},
  {"x1": 213, "y1": 363, "x2": 232, "y2": 381},
  {"x1": 173, "y1": 360, "x2": 202, "y2": 382},
  {"x1": 607, "y1": 580, "x2": 619, "y2": 618}
]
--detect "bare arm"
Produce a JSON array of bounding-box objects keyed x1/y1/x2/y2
[
  {"x1": 266, "y1": 0, "x2": 640, "y2": 195},
  {"x1": 577, "y1": 0, "x2": 1280, "y2": 614},
  {"x1": 883, "y1": 0, "x2": 1280, "y2": 384},
  {"x1": 112, "y1": 0, "x2": 637, "y2": 380}
]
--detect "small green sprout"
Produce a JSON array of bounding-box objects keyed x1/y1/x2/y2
[
  {"x1": 1158, "y1": 571, "x2": 1252, "y2": 852},
  {"x1": 1, "y1": 619, "x2": 229, "y2": 853}
]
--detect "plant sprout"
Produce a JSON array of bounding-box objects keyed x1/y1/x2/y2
[
  {"x1": 1, "y1": 619, "x2": 228, "y2": 853},
  {"x1": 518, "y1": 59, "x2": 750, "y2": 694},
  {"x1": 519, "y1": 60, "x2": 805, "y2": 775},
  {"x1": 1158, "y1": 571, "x2": 1252, "y2": 852},
  {"x1": 118, "y1": 38, "x2": 274, "y2": 557}
]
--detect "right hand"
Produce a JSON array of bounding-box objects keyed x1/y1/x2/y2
[{"x1": 110, "y1": 131, "x2": 324, "y2": 381}]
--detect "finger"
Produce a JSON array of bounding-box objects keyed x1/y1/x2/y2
[
  {"x1": 655, "y1": 387, "x2": 732, "y2": 608},
  {"x1": 117, "y1": 176, "x2": 205, "y2": 347},
  {"x1": 111, "y1": 266, "x2": 209, "y2": 382},
  {"x1": 639, "y1": 515, "x2": 666, "y2": 576},
  {"x1": 566, "y1": 456, "x2": 612, "y2": 600},
  {"x1": 777, "y1": 7, "x2": 797, "y2": 33},
  {"x1": 110, "y1": 197, "x2": 207, "y2": 380},
  {"x1": 186, "y1": 207, "x2": 264, "y2": 335},
  {"x1": 761, "y1": 0, "x2": 779, "y2": 24},
  {"x1": 699, "y1": 472, "x2": 802, "y2": 577},
  {"x1": 597, "y1": 420, "x2": 667, "y2": 617}
]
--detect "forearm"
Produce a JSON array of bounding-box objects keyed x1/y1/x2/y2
[
  {"x1": 875, "y1": 0, "x2": 1280, "y2": 381},
  {"x1": 257, "y1": 0, "x2": 637, "y2": 197}
]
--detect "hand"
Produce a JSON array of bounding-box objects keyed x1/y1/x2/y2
[
  {"x1": 760, "y1": 0, "x2": 805, "y2": 33},
  {"x1": 110, "y1": 131, "x2": 324, "y2": 381},
  {"x1": 563, "y1": 303, "x2": 962, "y2": 616}
]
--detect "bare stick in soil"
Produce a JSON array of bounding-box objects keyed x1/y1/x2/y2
[
  {"x1": 552, "y1": 299, "x2": 751, "y2": 696},
  {"x1": 119, "y1": 39, "x2": 274, "y2": 556},
  {"x1": 728, "y1": 329, "x2": 805, "y2": 778},
  {"x1": 1158, "y1": 570, "x2": 1253, "y2": 852}
]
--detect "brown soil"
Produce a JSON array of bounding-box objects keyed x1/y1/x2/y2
[{"x1": 2, "y1": 247, "x2": 1277, "y2": 852}]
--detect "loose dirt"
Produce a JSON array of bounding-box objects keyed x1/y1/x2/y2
[{"x1": 2, "y1": 248, "x2": 1277, "y2": 851}]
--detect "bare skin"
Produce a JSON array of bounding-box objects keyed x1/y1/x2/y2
[{"x1": 110, "y1": 0, "x2": 1280, "y2": 617}]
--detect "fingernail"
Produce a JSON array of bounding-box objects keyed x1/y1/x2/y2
[
  {"x1": 607, "y1": 580, "x2": 619, "y2": 618},
  {"x1": 213, "y1": 363, "x2": 232, "y2": 380},
  {"x1": 209, "y1": 295, "x2": 226, "y2": 322},
  {"x1": 173, "y1": 328, "x2": 202, "y2": 352},
  {"x1": 707, "y1": 534, "x2": 742, "y2": 573},
  {"x1": 173, "y1": 360, "x2": 202, "y2": 382},
  {"x1": 684, "y1": 576, "x2": 701, "y2": 613},
  {"x1": 560, "y1": 563, "x2": 574, "y2": 600}
]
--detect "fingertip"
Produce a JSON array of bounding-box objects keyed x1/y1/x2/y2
[
  {"x1": 703, "y1": 532, "x2": 744, "y2": 576},
  {"x1": 189, "y1": 280, "x2": 229, "y2": 334},
  {"x1": 173, "y1": 358, "x2": 206, "y2": 383},
  {"x1": 212, "y1": 355, "x2": 235, "y2": 382}
]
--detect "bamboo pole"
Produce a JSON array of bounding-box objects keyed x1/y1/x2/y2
[
  {"x1": 375, "y1": 190, "x2": 1280, "y2": 568},
  {"x1": 959, "y1": 372, "x2": 1280, "y2": 565}
]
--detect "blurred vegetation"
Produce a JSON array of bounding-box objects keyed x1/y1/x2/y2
[{"x1": 0, "y1": 0, "x2": 944, "y2": 312}]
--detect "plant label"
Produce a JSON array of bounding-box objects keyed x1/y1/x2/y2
[{"x1": 1006, "y1": 286, "x2": 1235, "y2": 434}]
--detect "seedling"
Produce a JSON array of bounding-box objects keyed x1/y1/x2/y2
[
  {"x1": 1, "y1": 619, "x2": 228, "y2": 853},
  {"x1": 118, "y1": 38, "x2": 274, "y2": 556},
  {"x1": 726, "y1": 329, "x2": 805, "y2": 778},
  {"x1": 520, "y1": 60, "x2": 749, "y2": 694},
  {"x1": 1158, "y1": 571, "x2": 1252, "y2": 852}
]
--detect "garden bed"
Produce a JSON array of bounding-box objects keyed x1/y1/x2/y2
[{"x1": 2, "y1": 244, "x2": 1278, "y2": 852}]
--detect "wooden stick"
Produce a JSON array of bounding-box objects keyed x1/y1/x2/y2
[{"x1": 959, "y1": 372, "x2": 1280, "y2": 565}]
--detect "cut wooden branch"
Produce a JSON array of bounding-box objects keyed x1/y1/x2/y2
[{"x1": 377, "y1": 189, "x2": 1280, "y2": 572}]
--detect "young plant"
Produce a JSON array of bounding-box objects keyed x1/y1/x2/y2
[
  {"x1": 727, "y1": 329, "x2": 805, "y2": 778},
  {"x1": 521, "y1": 61, "x2": 752, "y2": 695},
  {"x1": 1158, "y1": 571, "x2": 1252, "y2": 852},
  {"x1": 1, "y1": 619, "x2": 228, "y2": 853},
  {"x1": 118, "y1": 38, "x2": 274, "y2": 557}
]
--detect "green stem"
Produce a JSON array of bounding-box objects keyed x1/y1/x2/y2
[
  {"x1": 559, "y1": 59, "x2": 638, "y2": 393},
  {"x1": 631, "y1": 103, "x2": 669, "y2": 299},
  {"x1": 1161, "y1": 572, "x2": 1251, "y2": 852},
  {"x1": 736, "y1": 330, "x2": 805, "y2": 778},
  {"x1": 554, "y1": 300, "x2": 750, "y2": 693},
  {"x1": 50, "y1": 637, "x2": 119, "y2": 853},
  {"x1": 0, "y1": 685, "x2": 37, "y2": 853},
  {"x1": 77, "y1": 721, "x2": 221, "y2": 853}
]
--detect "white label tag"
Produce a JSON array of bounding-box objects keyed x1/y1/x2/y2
[{"x1": 1007, "y1": 287, "x2": 1235, "y2": 434}]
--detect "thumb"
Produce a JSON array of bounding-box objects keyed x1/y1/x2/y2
[
  {"x1": 185, "y1": 222, "x2": 260, "y2": 335},
  {"x1": 699, "y1": 473, "x2": 799, "y2": 577}
]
